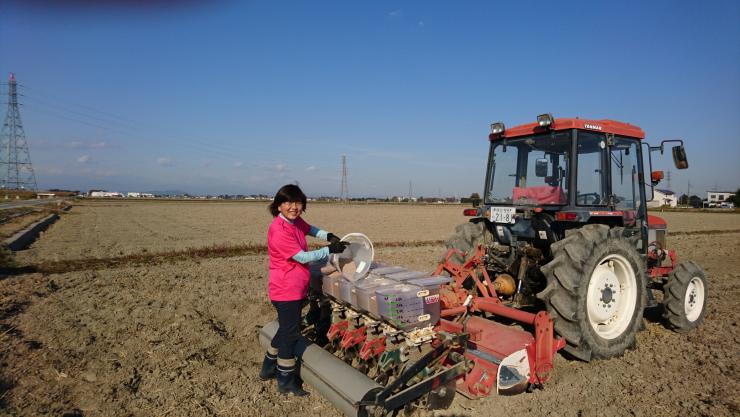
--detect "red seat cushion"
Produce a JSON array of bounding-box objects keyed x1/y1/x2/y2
[{"x1": 512, "y1": 186, "x2": 566, "y2": 204}]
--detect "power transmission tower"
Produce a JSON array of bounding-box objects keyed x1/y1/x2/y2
[
  {"x1": 0, "y1": 73, "x2": 37, "y2": 191},
  {"x1": 687, "y1": 180, "x2": 691, "y2": 208},
  {"x1": 339, "y1": 155, "x2": 348, "y2": 201},
  {"x1": 665, "y1": 170, "x2": 672, "y2": 191}
]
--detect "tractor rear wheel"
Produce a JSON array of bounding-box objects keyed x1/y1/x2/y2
[
  {"x1": 662, "y1": 261, "x2": 707, "y2": 333},
  {"x1": 539, "y1": 224, "x2": 646, "y2": 361},
  {"x1": 443, "y1": 220, "x2": 491, "y2": 264}
]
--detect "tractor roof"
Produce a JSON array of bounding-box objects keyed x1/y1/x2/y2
[{"x1": 489, "y1": 118, "x2": 645, "y2": 141}]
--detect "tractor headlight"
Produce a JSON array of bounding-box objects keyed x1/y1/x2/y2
[
  {"x1": 537, "y1": 113, "x2": 554, "y2": 128},
  {"x1": 490, "y1": 122, "x2": 505, "y2": 135}
]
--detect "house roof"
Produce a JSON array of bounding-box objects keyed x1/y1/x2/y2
[{"x1": 656, "y1": 189, "x2": 675, "y2": 195}]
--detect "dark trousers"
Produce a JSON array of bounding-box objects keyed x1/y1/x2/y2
[
  {"x1": 270, "y1": 300, "x2": 310, "y2": 360},
  {"x1": 307, "y1": 263, "x2": 336, "y2": 345}
]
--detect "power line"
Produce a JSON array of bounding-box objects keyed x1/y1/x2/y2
[
  {"x1": 13, "y1": 85, "x2": 282, "y2": 165},
  {"x1": 20, "y1": 102, "x2": 260, "y2": 165},
  {"x1": 21, "y1": 93, "x2": 135, "y2": 128}
]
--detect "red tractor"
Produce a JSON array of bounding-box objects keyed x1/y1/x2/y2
[{"x1": 444, "y1": 114, "x2": 707, "y2": 361}]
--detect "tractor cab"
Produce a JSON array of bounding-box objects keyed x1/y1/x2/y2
[{"x1": 478, "y1": 114, "x2": 688, "y2": 249}]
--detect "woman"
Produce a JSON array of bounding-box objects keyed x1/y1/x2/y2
[{"x1": 259, "y1": 184, "x2": 347, "y2": 396}]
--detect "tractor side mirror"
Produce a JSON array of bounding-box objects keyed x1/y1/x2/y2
[
  {"x1": 535, "y1": 158, "x2": 548, "y2": 177},
  {"x1": 651, "y1": 170, "x2": 664, "y2": 186},
  {"x1": 672, "y1": 145, "x2": 688, "y2": 169}
]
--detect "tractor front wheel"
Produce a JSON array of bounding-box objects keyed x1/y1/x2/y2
[
  {"x1": 662, "y1": 261, "x2": 707, "y2": 333},
  {"x1": 539, "y1": 224, "x2": 646, "y2": 361}
]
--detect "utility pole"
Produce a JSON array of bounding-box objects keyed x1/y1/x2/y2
[
  {"x1": 0, "y1": 73, "x2": 37, "y2": 191},
  {"x1": 408, "y1": 180, "x2": 412, "y2": 202}
]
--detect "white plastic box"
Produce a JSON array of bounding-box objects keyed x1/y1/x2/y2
[{"x1": 353, "y1": 277, "x2": 396, "y2": 317}]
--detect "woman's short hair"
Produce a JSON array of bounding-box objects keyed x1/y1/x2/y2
[{"x1": 269, "y1": 184, "x2": 307, "y2": 217}]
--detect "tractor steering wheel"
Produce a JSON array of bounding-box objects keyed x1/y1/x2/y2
[{"x1": 577, "y1": 192, "x2": 602, "y2": 205}]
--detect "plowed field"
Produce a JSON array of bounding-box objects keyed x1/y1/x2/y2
[{"x1": 1, "y1": 201, "x2": 738, "y2": 417}]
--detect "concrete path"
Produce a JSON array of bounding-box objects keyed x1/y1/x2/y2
[{"x1": 0, "y1": 198, "x2": 62, "y2": 210}]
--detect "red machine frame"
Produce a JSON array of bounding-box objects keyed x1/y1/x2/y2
[{"x1": 434, "y1": 247, "x2": 565, "y2": 397}]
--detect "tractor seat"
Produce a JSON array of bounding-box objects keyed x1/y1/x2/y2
[{"x1": 512, "y1": 186, "x2": 566, "y2": 204}]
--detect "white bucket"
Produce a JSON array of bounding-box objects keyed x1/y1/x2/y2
[{"x1": 330, "y1": 233, "x2": 374, "y2": 281}]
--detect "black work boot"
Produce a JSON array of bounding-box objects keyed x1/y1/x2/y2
[
  {"x1": 294, "y1": 357, "x2": 305, "y2": 387},
  {"x1": 276, "y1": 362, "x2": 309, "y2": 397},
  {"x1": 258, "y1": 352, "x2": 277, "y2": 381}
]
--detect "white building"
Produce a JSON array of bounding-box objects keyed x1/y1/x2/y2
[
  {"x1": 706, "y1": 191, "x2": 735, "y2": 207},
  {"x1": 126, "y1": 192, "x2": 155, "y2": 198},
  {"x1": 89, "y1": 191, "x2": 124, "y2": 198},
  {"x1": 648, "y1": 189, "x2": 677, "y2": 208}
]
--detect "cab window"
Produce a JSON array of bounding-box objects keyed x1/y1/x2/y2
[
  {"x1": 576, "y1": 132, "x2": 607, "y2": 206},
  {"x1": 610, "y1": 138, "x2": 641, "y2": 211}
]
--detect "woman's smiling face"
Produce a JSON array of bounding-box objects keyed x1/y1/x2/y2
[{"x1": 279, "y1": 200, "x2": 303, "y2": 221}]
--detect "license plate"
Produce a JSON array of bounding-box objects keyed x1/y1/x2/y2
[{"x1": 489, "y1": 206, "x2": 516, "y2": 224}]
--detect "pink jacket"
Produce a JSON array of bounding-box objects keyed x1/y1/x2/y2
[{"x1": 267, "y1": 215, "x2": 311, "y2": 301}]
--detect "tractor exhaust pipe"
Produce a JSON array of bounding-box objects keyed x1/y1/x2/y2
[{"x1": 258, "y1": 321, "x2": 382, "y2": 417}]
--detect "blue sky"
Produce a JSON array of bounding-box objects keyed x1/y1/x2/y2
[{"x1": 1, "y1": 0, "x2": 738, "y2": 197}]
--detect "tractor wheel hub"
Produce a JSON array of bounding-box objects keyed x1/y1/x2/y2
[
  {"x1": 586, "y1": 255, "x2": 638, "y2": 340},
  {"x1": 600, "y1": 286, "x2": 614, "y2": 304},
  {"x1": 589, "y1": 268, "x2": 620, "y2": 322},
  {"x1": 684, "y1": 276, "x2": 706, "y2": 322}
]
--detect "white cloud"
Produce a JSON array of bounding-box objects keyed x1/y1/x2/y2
[
  {"x1": 77, "y1": 155, "x2": 91, "y2": 164},
  {"x1": 275, "y1": 163, "x2": 287, "y2": 173},
  {"x1": 66, "y1": 140, "x2": 110, "y2": 149},
  {"x1": 157, "y1": 156, "x2": 173, "y2": 167},
  {"x1": 233, "y1": 161, "x2": 244, "y2": 168},
  {"x1": 388, "y1": 9, "x2": 402, "y2": 18},
  {"x1": 305, "y1": 165, "x2": 317, "y2": 172}
]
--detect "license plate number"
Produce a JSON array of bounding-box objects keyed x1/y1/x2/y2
[{"x1": 489, "y1": 206, "x2": 516, "y2": 224}]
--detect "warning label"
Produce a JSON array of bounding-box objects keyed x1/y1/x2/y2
[{"x1": 424, "y1": 294, "x2": 440, "y2": 304}]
